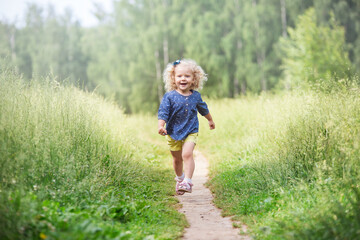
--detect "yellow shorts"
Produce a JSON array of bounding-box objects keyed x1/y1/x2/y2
[{"x1": 166, "y1": 133, "x2": 198, "y2": 151}]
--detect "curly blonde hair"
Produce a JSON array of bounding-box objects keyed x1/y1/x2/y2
[{"x1": 163, "y1": 59, "x2": 208, "y2": 92}]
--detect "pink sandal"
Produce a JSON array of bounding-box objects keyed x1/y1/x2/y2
[
  {"x1": 176, "y1": 181, "x2": 186, "y2": 195},
  {"x1": 175, "y1": 176, "x2": 185, "y2": 195},
  {"x1": 177, "y1": 181, "x2": 193, "y2": 193}
]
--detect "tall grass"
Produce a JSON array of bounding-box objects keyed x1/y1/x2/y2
[
  {"x1": 0, "y1": 69, "x2": 185, "y2": 239},
  {"x1": 199, "y1": 90, "x2": 360, "y2": 239}
]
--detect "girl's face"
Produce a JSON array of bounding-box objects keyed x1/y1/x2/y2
[{"x1": 174, "y1": 64, "x2": 194, "y2": 95}]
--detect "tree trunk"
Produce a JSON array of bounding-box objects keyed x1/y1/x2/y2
[
  {"x1": 241, "y1": 80, "x2": 247, "y2": 95},
  {"x1": 252, "y1": 0, "x2": 266, "y2": 91},
  {"x1": 257, "y1": 51, "x2": 266, "y2": 91},
  {"x1": 162, "y1": 0, "x2": 169, "y2": 65},
  {"x1": 280, "y1": 0, "x2": 290, "y2": 90},
  {"x1": 234, "y1": 39, "x2": 242, "y2": 96},
  {"x1": 155, "y1": 50, "x2": 163, "y2": 103},
  {"x1": 234, "y1": 77, "x2": 240, "y2": 96},
  {"x1": 163, "y1": 36, "x2": 169, "y2": 66},
  {"x1": 280, "y1": 0, "x2": 288, "y2": 38},
  {"x1": 233, "y1": 0, "x2": 241, "y2": 97}
]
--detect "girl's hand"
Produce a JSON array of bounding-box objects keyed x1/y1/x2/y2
[
  {"x1": 158, "y1": 119, "x2": 167, "y2": 136},
  {"x1": 208, "y1": 120, "x2": 215, "y2": 130},
  {"x1": 158, "y1": 127, "x2": 167, "y2": 136}
]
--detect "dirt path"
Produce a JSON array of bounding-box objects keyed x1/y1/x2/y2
[{"x1": 177, "y1": 151, "x2": 251, "y2": 240}]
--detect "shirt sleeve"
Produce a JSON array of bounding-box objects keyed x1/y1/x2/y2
[
  {"x1": 197, "y1": 95, "x2": 209, "y2": 116},
  {"x1": 158, "y1": 93, "x2": 170, "y2": 122}
]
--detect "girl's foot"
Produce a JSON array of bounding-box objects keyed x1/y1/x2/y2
[
  {"x1": 177, "y1": 181, "x2": 193, "y2": 193},
  {"x1": 176, "y1": 181, "x2": 185, "y2": 195},
  {"x1": 175, "y1": 176, "x2": 185, "y2": 195}
]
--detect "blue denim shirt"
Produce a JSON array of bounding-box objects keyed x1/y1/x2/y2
[{"x1": 158, "y1": 90, "x2": 209, "y2": 141}]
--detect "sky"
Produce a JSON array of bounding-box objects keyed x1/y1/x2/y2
[{"x1": 0, "y1": 0, "x2": 113, "y2": 27}]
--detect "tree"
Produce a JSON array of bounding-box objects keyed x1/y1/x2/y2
[
  {"x1": 280, "y1": 8, "x2": 352, "y2": 91},
  {"x1": 314, "y1": 0, "x2": 360, "y2": 72}
]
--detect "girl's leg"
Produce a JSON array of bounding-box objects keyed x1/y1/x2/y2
[
  {"x1": 170, "y1": 150, "x2": 183, "y2": 176},
  {"x1": 182, "y1": 141, "x2": 196, "y2": 179}
]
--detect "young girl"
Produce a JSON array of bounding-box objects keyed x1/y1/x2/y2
[{"x1": 158, "y1": 59, "x2": 215, "y2": 195}]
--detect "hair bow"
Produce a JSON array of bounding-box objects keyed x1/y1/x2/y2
[{"x1": 173, "y1": 59, "x2": 181, "y2": 66}]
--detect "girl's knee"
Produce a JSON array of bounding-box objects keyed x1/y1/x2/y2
[
  {"x1": 171, "y1": 151, "x2": 182, "y2": 162},
  {"x1": 182, "y1": 151, "x2": 193, "y2": 161},
  {"x1": 172, "y1": 154, "x2": 183, "y2": 164}
]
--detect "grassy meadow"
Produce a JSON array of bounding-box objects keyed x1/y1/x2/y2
[
  {"x1": 199, "y1": 90, "x2": 360, "y2": 239},
  {"x1": 0, "y1": 69, "x2": 186, "y2": 240},
  {"x1": 2, "y1": 65, "x2": 360, "y2": 240}
]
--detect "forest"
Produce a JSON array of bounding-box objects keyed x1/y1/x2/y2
[
  {"x1": 1, "y1": 0, "x2": 360, "y2": 239},
  {"x1": 1, "y1": 0, "x2": 359, "y2": 113}
]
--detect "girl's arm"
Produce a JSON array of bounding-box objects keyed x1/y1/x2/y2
[
  {"x1": 158, "y1": 119, "x2": 168, "y2": 135},
  {"x1": 204, "y1": 113, "x2": 215, "y2": 130}
]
